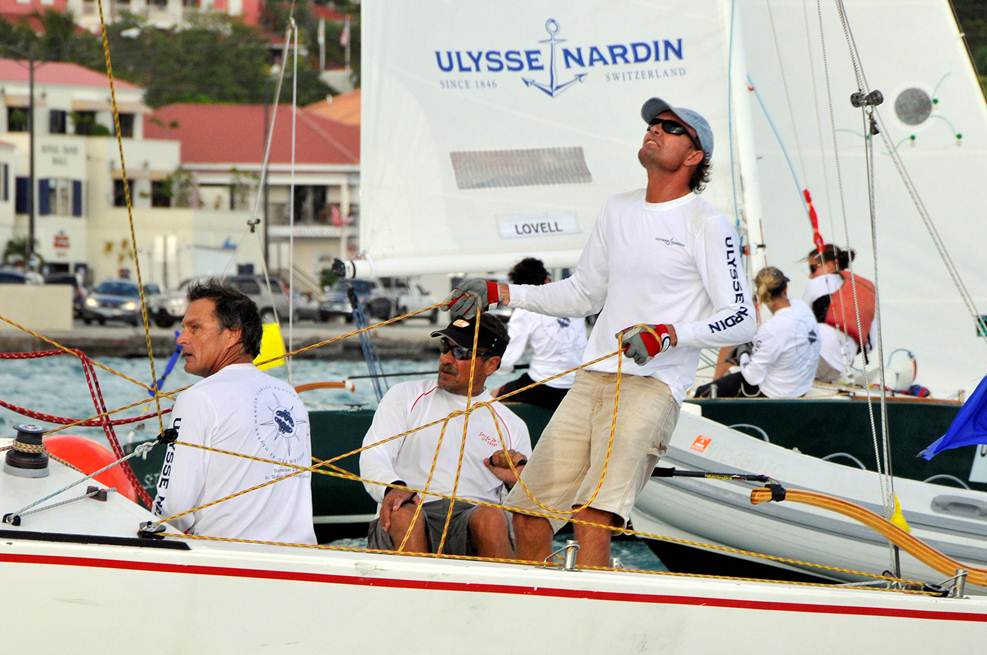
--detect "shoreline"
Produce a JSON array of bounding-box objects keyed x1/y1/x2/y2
[{"x1": 0, "y1": 321, "x2": 439, "y2": 360}]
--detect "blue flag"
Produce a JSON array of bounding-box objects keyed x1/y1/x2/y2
[
  {"x1": 149, "y1": 331, "x2": 183, "y2": 397},
  {"x1": 921, "y1": 376, "x2": 987, "y2": 460}
]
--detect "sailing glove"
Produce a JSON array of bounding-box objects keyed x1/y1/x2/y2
[
  {"x1": 445, "y1": 278, "x2": 500, "y2": 319},
  {"x1": 617, "y1": 324, "x2": 673, "y2": 366},
  {"x1": 726, "y1": 341, "x2": 754, "y2": 365}
]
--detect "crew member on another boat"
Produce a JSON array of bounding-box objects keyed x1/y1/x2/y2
[
  {"x1": 803, "y1": 245, "x2": 876, "y2": 382},
  {"x1": 694, "y1": 267, "x2": 820, "y2": 398},
  {"x1": 152, "y1": 280, "x2": 316, "y2": 544},
  {"x1": 359, "y1": 314, "x2": 531, "y2": 557},
  {"x1": 444, "y1": 97, "x2": 756, "y2": 567},
  {"x1": 495, "y1": 257, "x2": 588, "y2": 410}
]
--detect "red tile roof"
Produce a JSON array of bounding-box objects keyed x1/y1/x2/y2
[
  {"x1": 144, "y1": 103, "x2": 359, "y2": 165},
  {"x1": 0, "y1": 58, "x2": 139, "y2": 90},
  {"x1": 311, "y1": 5, "x2": 346, "y2": 21},
  {"x1": 303, "y1": 89, "x2": 360, "y2": 126}
]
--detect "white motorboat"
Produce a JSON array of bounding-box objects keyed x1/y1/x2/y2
[{"x1": 632, "y1": 404, "x2": 987, "y2": 591}]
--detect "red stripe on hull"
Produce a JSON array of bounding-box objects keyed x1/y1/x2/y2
[{"x1": 2, "y1": 552, "x2": 985, "y2": 623}]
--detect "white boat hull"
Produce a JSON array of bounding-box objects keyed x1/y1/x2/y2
[
  {"x1": 3, "y1": 538, "x2": 987, "y2": 654},
  {"x1": 3, "y1": 447, "x2": 986, "y2": 652},
  {"x1": 632, "y1": 407, "x2": 987, "y2": 591}
]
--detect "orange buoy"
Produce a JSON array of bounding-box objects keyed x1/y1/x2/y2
[{"x1": 45, "y1": 435, "x2": 138, "y2": 502}]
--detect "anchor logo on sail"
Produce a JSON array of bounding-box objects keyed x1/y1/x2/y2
[{"x1": 522, "y1": 19, "x2": 587, "y2": 98}]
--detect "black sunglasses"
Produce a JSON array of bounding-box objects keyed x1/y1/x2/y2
[
  {"x1": 439, "y1": 339, "x2": 493, "y2": 361},
  {"x1": 649, "y1": 118, "x2": 701, "y2": 150}
]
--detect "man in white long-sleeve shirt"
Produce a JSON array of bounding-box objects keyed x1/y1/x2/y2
[
  {"x1": 446, "y1": 98, "x2": 756, "y2": 566},
  {"x1": 360, "y1": 315, "x2": 531, "y2": 557},
  {"x1": 153, "y1": 280, "x2": 316, "y2": 544}
]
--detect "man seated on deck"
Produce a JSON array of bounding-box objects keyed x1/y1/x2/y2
[
  {"x1": 359, "y1": 314, "x2": 531, "y2": 557},
  {"x1": 153, "y1": 279, "x2": 316, "y2": 544}
]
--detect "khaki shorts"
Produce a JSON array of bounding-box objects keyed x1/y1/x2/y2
[{"x1": 505, "y1": 370, "x2": 679, "y2": 530}]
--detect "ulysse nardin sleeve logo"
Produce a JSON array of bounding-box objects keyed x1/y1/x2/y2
[{"x1": 254, "y1": 386, "x2": 308, "y2": 463}]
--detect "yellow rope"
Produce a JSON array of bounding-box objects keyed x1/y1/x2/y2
[
  {"x1": 94, "y1": 0, "x2": 164, "y2": 435},
  {"x1": 160, "y1": 531, "x2": 937, "y2": 596},
  {"x1": 396, "y1": 418, "x2": 451, "y2": 552},
  {"x1": 435, "y1": 304, "x2": 484, "y2": 554},
  {"x1": 154, "y1": 437, "x2": 929, "y2": 586}
]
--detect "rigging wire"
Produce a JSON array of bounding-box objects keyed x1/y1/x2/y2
[
  {"x1": 94, "y1": 0, "x2": 163, "y2": 436},
  {"x1": 815, "y1": 0, "x2": 890, "y2": 516},
  {"x1": 726, "y1": 0, "x2": 742, "y2": 232},
  {"x1": 764, "y1": 0, "x2": 808, "y2": 177},
  {"x1": 746, "y1": 75, "x2": 809, "y2": 217},
  {"x1": 799, "y1": 0, "x2": 837, "y2": 237},
  {"x1": 288, "y1": 18, "x2": 300, "y2": 383}
]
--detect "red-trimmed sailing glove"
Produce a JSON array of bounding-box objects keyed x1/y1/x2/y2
[
  {"x1": 617, "y1": 324, "x2": 673, "y2": 366},
  {"x1": 444, "y1": 278, "x2": 500, "y2": 319}
]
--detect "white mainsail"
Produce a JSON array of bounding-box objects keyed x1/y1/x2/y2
[
  {"x1": 355, "y1": 0, "x2": 986, "y2": 395},
  {"x1": 357, "y1": 0, "x2": 741, "y2": 276}
]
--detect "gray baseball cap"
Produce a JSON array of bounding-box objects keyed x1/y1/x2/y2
[{"x1": 641, "y1": 97, "x2": 714, "y2": 159}]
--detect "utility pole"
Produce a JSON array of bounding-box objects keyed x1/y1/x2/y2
[
  {"x1": 262, "y1": 84, "x2": 270, "y2": 272},
  {"x1": 27, "y1": 52, "x2": 36, "y2": 271}
]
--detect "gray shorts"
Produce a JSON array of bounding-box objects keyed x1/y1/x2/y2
[{"x1": 367, "y1": 498, "x2": 480, "y2": 556}]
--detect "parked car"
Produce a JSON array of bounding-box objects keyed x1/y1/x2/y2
[
  {"x1": 44, "y1": 273, "x2": 88, "y2": 318},
  {"x1": 81, "y1": 280, "x2": 160, "y2": 326},
  {"x1": 318, "y1": 279, "x2": 379, "y2": 323},
  {"x1": 0, "y1": 269, "x2": 43, "y2": 285},
  {"x1": 379, "y1": 277, "x2": 439, "y2": 323},
  {"x1": 0, "y1": 269, "x2": 28, "y2": 284},
  {"x1": 149, "y1": 275, "x2": 296, "y2": 328},
  {"x1": 292, "y1": 290, "x2": 321, "y2": 322}
]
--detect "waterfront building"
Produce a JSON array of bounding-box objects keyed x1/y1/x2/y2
[
  {"x1": 0, "y1": 0, "x2": 263, "y2": 32},
  {"x1": 145, "y1": 103, "x2": 360, "y2": 289},
  {"x1": 0, "y1": 58, "x2": 263, "y2": 287}
]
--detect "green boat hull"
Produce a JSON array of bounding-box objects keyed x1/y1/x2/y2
[{"x1": 127, "y1": 396, "x2": 976, "y2": 538}]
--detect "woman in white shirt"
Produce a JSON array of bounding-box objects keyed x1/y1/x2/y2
[
  {"x1": 495, "y1": 258, "x2": 587, "y2": 409},
  {"x1": 696, "y1": 266, "x2": 821, "y2": 398},
  {"x1": 802, "y1": 245, "x2": 876, "y2": 382}
]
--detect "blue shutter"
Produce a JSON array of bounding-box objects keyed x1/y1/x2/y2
[
  {"x1": 15, "y1": 177, "x2": 29, "y2": 214},
  {"x1": 38, "y1": 179, "x2": 51, "y2": 215},
  {"x1": 72, "y1": 181, "x2": 83, "y2": 217}
]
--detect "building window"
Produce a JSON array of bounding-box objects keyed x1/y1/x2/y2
[
  {"x1": 73, "y1": 111, "x2": 99, "y2": 135},
  {"x1": 0, "y1": 164, "x2": 8, "y2": 202},
  {"x1": 49, "y1": 110, "x2": 67, "y2": 134},
  {"x1": 113, "y1": 179, "x2": 134, "y2": 207},
  {"x1": 40, "y1": 178, "x2": 74, "y2": 216},
  {"x1": 118, "y1": 113, "x2": 135, "y2": 138},
  {"x1": 151, "y1": 180, "x2": 171, "y2": 208},
  {"x1": 7, "y1": 107, "x2": 29, "y2": 132}
]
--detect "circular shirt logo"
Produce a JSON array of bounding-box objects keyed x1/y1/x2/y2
[{"x1": 253, "y1": 386, "x2": 308, "y2": 463}]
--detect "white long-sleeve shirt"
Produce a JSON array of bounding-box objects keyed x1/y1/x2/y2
[
  {"x1": 508, "y1": 190, "x2": 756, "y2": 403},
  {"x1": 740, "y1": 300, "x2": 821, "y2": 398},
  {"x1": 499, "y1": 308, "x2": 587, "y2": 389},
  {"x1": 153, "y1": 363, "x2": 316, "y2": 544},
  {"x1": 359, "y1": 380, "x2": 531, "y2": 505}
]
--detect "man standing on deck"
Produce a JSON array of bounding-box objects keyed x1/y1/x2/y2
[
  {"x1": 445, "y1": 98, "x2": 756, "y2": 566},
  {"x1": 153, "y1": 280, "x2": 316, "y2": 544},
  {"x1": 359, "y1": 314, "x2": 531, "y2": 557}
]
